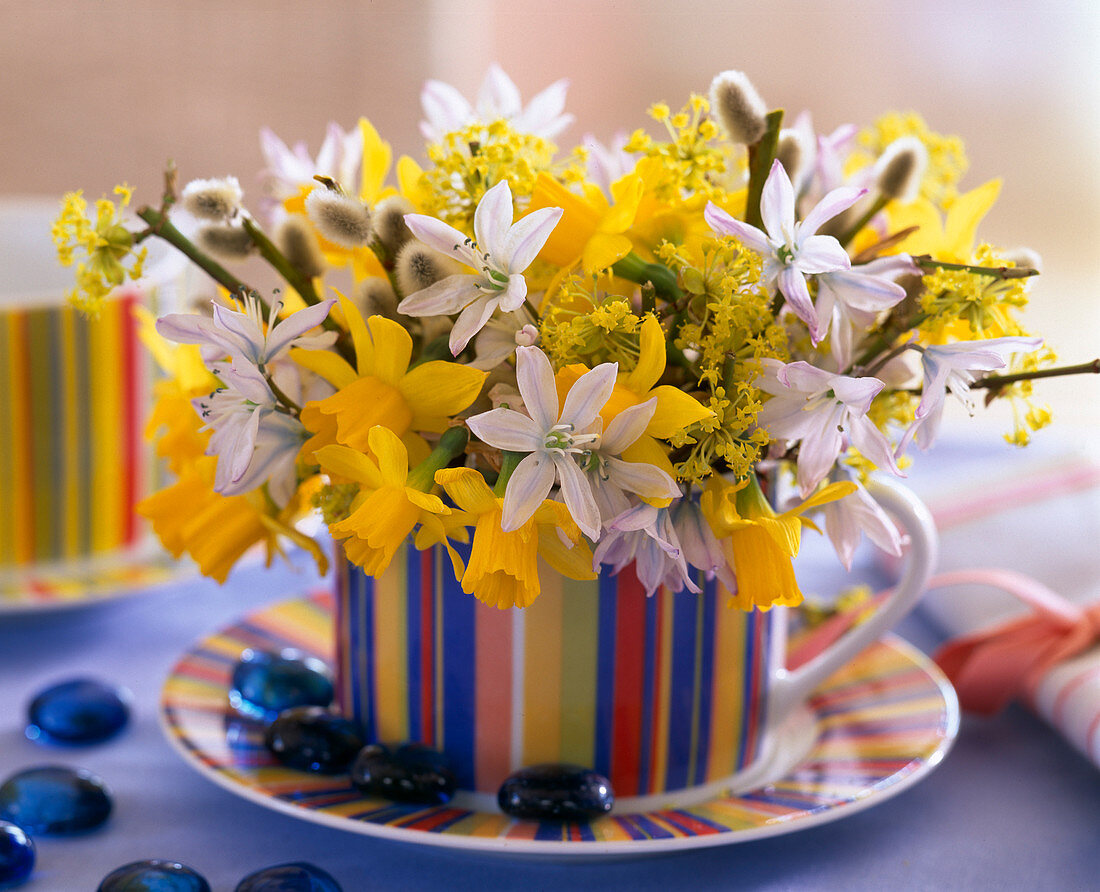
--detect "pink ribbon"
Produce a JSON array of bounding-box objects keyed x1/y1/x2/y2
[{"x1": 788, "y1": 568, "x2": 1100, "y2": 716}]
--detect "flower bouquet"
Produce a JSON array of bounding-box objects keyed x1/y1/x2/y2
[{"x1": 52, "y1": 66, "x2": 1097, "y2": 806}]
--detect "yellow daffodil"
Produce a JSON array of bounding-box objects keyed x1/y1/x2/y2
[
  {"x1": 556, "y1": 315, "x2": 713, "y2": 476},
  {"x1": 702, "y1": 474, "x2": 856, "y2": 610},
  {"x1": 434, "y1": 467, "x2": 596, "y2": 609},
  {"x1": 886, "y1": 179, "x2": 1001, "y2": 262},
  {"x1": 316, "y1": 426, "x2": 452, "y2": 577},
  {"x1": 527, "y1": 171, "x2": 645, "y2": 276},
  {"x1": 292, "y1": 294, "x2": 487, "y2": 465}
]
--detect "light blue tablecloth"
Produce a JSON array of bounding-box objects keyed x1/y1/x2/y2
[{"x1": 2, "y1": 443, "x2": 1099, "y2": 891}]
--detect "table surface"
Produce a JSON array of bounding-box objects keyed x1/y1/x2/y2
[{"x1": 2, "y1": 441, "x2": 1099, "y2": 892}]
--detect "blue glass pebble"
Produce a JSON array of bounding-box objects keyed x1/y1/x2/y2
[
  {"x1": 0, "y1": 766, "x2": 111, "y2": 835},
  {"x1": 0, "y1": 821, "x2": 34, "y2": 889},
  {"x1": 235, "y1": 862, "x2": 342, "y2": 892},
  {"x1": 97, "y1": 860, "x2": 210, "y2": 892},
  {"x1": 27, "y1": 678, "x2": 130, "y2": 745},
  {"x1": 264, "y1": 707, "x2": 363, "y2": 774},
  {"x1": 497, "y1": 763, "x2": 614, "y2": 822},
  {"x1": 230, "y1": 649, "x2": 333, "y2": 720},
  {"x1": 351, "y1": 743, "x2": 456, "y2": 805}
]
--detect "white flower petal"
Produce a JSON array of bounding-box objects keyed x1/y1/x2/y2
[
  {"x1": 559, "y1": 362, "x2": 617, "y2": 429},
  {"x1": 404, "y1": 214, "x2": 475, "y2": 265},
  {"x1": 794, "y1": 234, "x2": 851, "y2": 275},
  {"x1": 263, "y1": 299, "x2": 336, "y2": 360},
  {"x1": 473, "y1": 180, "x2": 514, "y2": 260},
  {"x1": 500, "y1": 451, "x2": 557, "y2": 532},
  {"x1": 502, "y1": 206, "x2": 563, "y2": 273},
  {"x1": 466, "y1": 408, "x2": 542, "y2": 451},
  {"x1": 777, "y1": 265, "x2": 817, "y2": 329},
  {"x1": 603, "y1": 457, "x2": 679, "y2": 501},
  {"x1": 704, "y1": 202, "x2": 771, "y2": 255},
  {"x1": 554, "y1": 454, "x2": 602, "y2": 539},
  {"x1": 448, "y1": 295, "x2": 499, "y2": 355},
  {"x1": 600, "y1": 398, "x2": 657, "y2": 454},
  {"x1": 800, "y1": 186, "x2": 865, "y2": 236},
  {"x1": 478, "y1": 64, "x2": 523, "y2": 119},
  {"x1": 515, "y1": 346, "x2": 560, "y2": 431},
  {"x1": 397, "y1": 274, "x2": 482, "y2": 317}
]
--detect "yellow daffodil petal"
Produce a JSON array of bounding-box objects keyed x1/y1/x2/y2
[
  {"x1": 400, "y1": 361, "x2": 487, "y2": 420},
  {"x1": 785, "y1": 480, "x2": 857, "y2": 516},
  {"x1": 435, "y1": 467, "x2": 498, "y2": 515},
  {"x1": 528, "y1": 173, "x2": 603, "y2": 267},
  {"x1": 358, "y1": 118, "x2": 392, "y2": 203},
  {"x1": 367, "y1": 424, "x2": 409, "y2": 482},
  {"x1": 406, "y1": 488, "x2": 448, "y2": 514},
  {"x1": 537, "y1": 527, "x2": 597, "y2": 581},
  {"x1": 625, "y1": 315, "x2": 666, "y2": 393},
  {"x1": 363, "y1": 315, "x2": 413, "y2": 384},
  {"x1": 397, "y1": 156, "x2": 427, "y2": 210},
  {"x1": 582, "y1": 232, "x2": 632, "y2": 274},
  {"x1": 603, "y1": 173, "x2": 644, "y2": 233},
  {"x1": 400, "y1": 431, "x2": 432, "y2": 468},
  {"x1": 314, "y1": 443, "x2": 383, "y2": 488},
  {"x1": 620, "y1": 434, "x2": 676, "y2": 478},
  {"x1": 290, "y1": 347, "x2": 357, "y2": 389},
  {"x1": 312, "y1": 377, "x2": 414, "y2": 451},
  {"x1": 943, "y1": 179, "x2": 1001, "y2": 259},
  {"x1": 646, "y1": 386, "x2": 714, "y2": 439},
  {"x1": 723, "y1": 526, "x2": 803, "y2": 610}
]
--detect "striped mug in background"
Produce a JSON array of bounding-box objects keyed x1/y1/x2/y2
[
  {"x1": 0, "y1": 199, "x2": 151, "y2": 572},
  {"x1": 336, "y1": 478, "x2": 938, "y2": 810}
]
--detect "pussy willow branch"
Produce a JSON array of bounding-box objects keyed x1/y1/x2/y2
[
  {"x1": 971, "y1": 359, "x2": 1100, "y2": 390},
  {"x1": 134, "y1": 206, "x2": 251, "y2": 298}
]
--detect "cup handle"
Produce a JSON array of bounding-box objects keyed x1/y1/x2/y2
[{"x1": 768, "y1": 476, "x2": 939, "y2": 722}]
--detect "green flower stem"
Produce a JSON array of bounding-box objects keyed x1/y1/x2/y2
[
  {"x1": 241, "y1": 217, "x2": 320, "y2": 305},
  {"x1": 971, "y1": 358, "x2": 1100, "y2": 391},
  {"x1": 135, "y1": 206, "x2": 251, "y2": 297},
  {"x1": 611, "y1": 252, "x2": 682, "y2": 302},
  {"x1": 744, "y1": 109, "x2": 784, "y2": 231},
  {"x1": 914, "y1": 255, "x2": 1039, "y2": 280},
  {"x1": 407, "y1": 426, "x2": 470, "y2": 491},
  {"x1": 493, "y1": 450, "x2": 525, "y2": 498},
  {"x1": 839, "y1": 194, "x2": 889, "y2": 248}
]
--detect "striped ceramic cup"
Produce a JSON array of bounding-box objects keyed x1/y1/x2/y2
[
  {"x1": 335, "y1": 477, "x2": 937, "y2": 810},
  {"x1": 0, "y1": 199, "x2": 150, "y2": 570}
]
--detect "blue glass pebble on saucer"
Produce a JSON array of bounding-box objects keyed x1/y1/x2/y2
[
  {"x1": 497, "y1": 763, "x2": 614, "y2": 821},
  {"x1": 26, "y1": 678, "x2": 131, "y2": 745},
  {"x1": 235, "y1": 862, "x2": 342, "y2": 892},
  {"x1": 0, "y1": 766, "x2": 111, "y2": 835},
  {"x1": 263, "y1": 707, "x2": 363, "y2": 773},
  {"x1": 230, "y1": 649, "x2": 334, "y2": 720},
  {"x1": 97, "y1": 860, "x2": 210, "y2": 892},
  {"x1": 0, "y1": 821, "x2": 34, "y2": 889},
  {"x1": 351, "y1": 743, "x2": 456, "y2": 805}
]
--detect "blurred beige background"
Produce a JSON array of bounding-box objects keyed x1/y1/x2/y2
[{"x1": 3, "y1": 0, "x2": 1098, "y2": 434}]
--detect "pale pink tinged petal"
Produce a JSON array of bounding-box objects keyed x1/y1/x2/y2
[
  {"x1": 227, "y1": 408, "x2": 263, "y2": 485},
  {"x1": 479, "y1": 64, "x2": 523, "y2": 118},
  {"x1": 500, "y1": 451, "x2": 557, "y2": 532},
  {"x1": 515, "y1": 346, "x2": 559, "y2": 429},
  {"x1": 753, "y1": 357, "x2": 795, "y2": 395},
  {"x1": 852, "y1": 486, "x2": 904, "y2": 557},
  {"x1": 554, "y1": 454, "x2": 602, "y2": 539},
  {"x1": 560, "y1": 362, "x2": 618, "y2": 429},
  {"x1": 794, "y1": 234, "x2": 851, "y2": 274},
  {"x1": 264, "y1": 299, "x2": 336, "y2": 359},
  {"x1": 225, "y1": 365, "x2": 274, "y2": 405},
  {"x1": 466, "y1": 407, "x2": 542, "y2": 451},
  {"x1": 397, "y1": 274, "x2": 481, "y2": 316},
  {"x1": 830, "y1": 311, "x2": 855, "y2": 370},
  {"x1": 210, "y1": 303, "x2": 264, "y2": 357},
  {"x1": 497, "y1": 274, "x2": 528, "y2": 314},
  {"x1": 258, "y1": 127, "x2": 293, "y2": 168},
  {"x1": 315, "y1": 123, "x2": 341, "y2": 179},
  {"x1": 473, "y1": 180, "x2": 515, "y2": 259},
  {"x1": 420, "y1": 80, "x2": 472, "y2": 138},
  {"x1": 812, "y1": 279, "x2": 837, "y2": 344},
  {"x1": 860, "y1": 253, "x2": 919, "y2": 279},
  {"x1": 516, "y1": 80, "x2": 572, "y2": 137},
  {"x1": 404, "y1": 214, "x2": 473, "y2": 263},
  {"x1": 800, "y1": 186, "x2": 865, "y2": 235},
  {"x1": 796, "y1": 406, "x2": 845, "y2": 495},
  {"x1": 600, "y1": 398, "x2": 657, "y2": 454},
  {"x1": 604, "y1": 457, "x2": 680, "y2": 500},
  {"x1": 448, "y1": 295, "x2": 498, "y2": 355},
  {"x1": 776, "y1": 360, "x2": 834, "y2": 394},
  {"x1": 502, "y1": 206, "x2": 563, "y2": 272},
  {"x1": 914, "y1": 400, "x2": 946, "y2": 451},
  {"x1": 820, "y1": 269, "x2": 906, "y2": 313},
  {"x1": 831, "y1": 375, "x2": 885, "y2": 415},
  {"x1": 848, "y1": 415, "x2": 903, "y2": 476},
  {"x1": 824, "y1": 499, "x2": 862, "y2": 571},
  {"x1": 760, "y1": 160, "x2": 796, "y2": 239},
  {"x1": 704, "y1": 202, "x2": 771, "y2": 255},
  {"x1": 608, "y1": 502, "x2": 658, "y2": 533},
  {"x1": 756, "y1": 397, "x2": 815, "y2": 441},
  {"x1": 156, "y1": 313, "x2": 228, "y2": 348},
  {"x1": 914, "y1": 355, "x2": 954, "y2": 422},
  {"x1": 777, "y1": 265, "x2": 817, "y2": 329}
]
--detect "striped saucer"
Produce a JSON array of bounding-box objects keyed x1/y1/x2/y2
[{"x1": 160, "y1": 593, "x2": 959, "y2": 858}]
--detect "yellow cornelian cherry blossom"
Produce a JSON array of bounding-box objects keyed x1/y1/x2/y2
[
  {"x1": 293, "y1": 293, "x2": 487, "y2": 466},
  {"x1": 434, "y1": 467, "x2": 596, "y2": 609}
]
